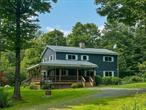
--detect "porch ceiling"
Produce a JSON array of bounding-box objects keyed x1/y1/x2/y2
[{"x1": 27, "y1": 60, "x2": 97, "y2": 70}]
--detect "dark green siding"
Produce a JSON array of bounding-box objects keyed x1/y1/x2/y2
[{"x1": 56, "y1": 52, "x2": 118, "y2": 76}]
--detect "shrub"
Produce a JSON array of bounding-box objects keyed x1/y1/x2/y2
[
  {"x1": 5, "y1": 72, "x2": 26, "y2": 86},
  {"x1": 29, "y1": 84, "x2": 39, "y2": 90},
  {"x1": 111, "y1": 77, "x2": 121, "y2": 85},
  {"x1": 102, "y1": 77, "x2": 121, "y2": 85},
  {"x1": 95, "y1": 75, "x2": 102, "y2": 85},
  {"x1": 0, "y1": 88, "x2": 10, "y2": 108},
  {"x1": 129, "y1": 76, "x2": 143, "y2": 83},
  {"x1": 122, "y1": 76, "x2": 131, "y2": 84},
  {"x1": 102, "y1": 77, "x2": 112, "y2": 85},
  {"x1": 71, "y1": 83, "x2": 83, "y2": 88}
]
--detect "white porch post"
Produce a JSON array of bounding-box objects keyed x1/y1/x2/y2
[
  {"x1": 41, "y1": 69, "x2": 48, "y2": 79},
  {"x1": 59, "y1": 68, "x2": 62, "y2": 81},
  {"x1": 94, "y1": 69, "x2": 96, "y2": 80},
  {"x1": 77, "y1": 68, "x2": 79, "y2": 81}
]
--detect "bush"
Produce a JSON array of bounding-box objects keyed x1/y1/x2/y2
[
  {"x1": 122, "y1": 76, "x2": 131, "y2": 84},
  {"x1": 71, "y1": 83, "x2": 83, "y2": 88},
  {"x1": 29, "y1": 84, "x2": 39, "y2": 90},
  {"x1": 102, "y1": 77, "x2": 121, "y2": 85},
  {"x1": 102, "y1": 77, "x2": 112, "y2": 85},
  {"x1": 0, "y1": 88, "x2": 10, "y2": 108},
  {"x1": 111, "y1": 77, "x2": 121, "y2": 85},
  {"x1": 5, "y1": 72, "x2": 26, "y2": 86},
  {"x1": 129, "y1": 76, "x2": 143, "y2": 83},
  {"x1": 95, "y1": 75, "x2": 102, "y2": 85}
]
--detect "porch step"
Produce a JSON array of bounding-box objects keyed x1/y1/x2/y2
[{"x1": 85, "y1": 82, "x2": 93, "y2": 87}]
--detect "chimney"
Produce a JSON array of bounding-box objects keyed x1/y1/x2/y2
[{"x1": 79, "y1": 42, "x2": 85, "y2": 48}]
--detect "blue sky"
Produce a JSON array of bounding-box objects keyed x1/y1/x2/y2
[{"x1": 39, "y1": 0, "x2": 106, "y2": 35}]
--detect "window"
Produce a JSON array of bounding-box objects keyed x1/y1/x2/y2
[
  {"x1": 66, "y1": 54, "x2": 78, "y2": 60},
  {"x1": 81, "y1": 55, "x2": 89, "y2": 61},
  {"x1": 49, "y1": 55, "x2": 53, "y2": 61},
  {"x1": 103, "y1": 71, "x2": 114, "y2": 77},
  {"x1": 42, "y1": 58, "x2": 48, "y2": 62},
  {"x1": 62, "y1": 70, "x2": 68, "y2": 76},
  {"x1": 103, "y1": 56, "x2": 114, "y2": 62}
]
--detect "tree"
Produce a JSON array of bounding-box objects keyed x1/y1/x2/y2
[
  {"x1": 0, "y1": 0, "x2": 57, "y2": 100},
  {"x1": 42, "y1": 29, "x2": 66, "y2": 46},
  {"x1": 95, "y1": 0, "x2": 146, "y2": 27},
  {"x1": 67, "y1": 22, "x2": 101, "y2": 47}
]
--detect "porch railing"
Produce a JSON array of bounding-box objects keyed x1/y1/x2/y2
[
  {"x1": 43, "y1": 75, "x2": 81, "y2": 82},
  {"x1": 89, "y1": 76, "x2": 94, "y2": 87}
]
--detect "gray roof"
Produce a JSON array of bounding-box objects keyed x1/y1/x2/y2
[
  {"x1": 47, "y1": 45, "x2": 118, "y2": 55},
  {"x1": 27, "y1": 60, "x2": 97, "y2": 70}
]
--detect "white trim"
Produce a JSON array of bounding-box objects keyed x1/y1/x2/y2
[
  {"x1": 81, "y1": 55, "x2": 89, "y2": 61},
  {"x1": 49, "y1": 55, "x2": 53, "y2": 61},
  {"x1": 103, "y1": 56, "x2": 114, "y2": 62},
  {"x1": 103, "y1": 71, "x2": 114, "y2": 77},
  {"x1": 66, "y1": 54, "x2": 68, "y2": 60},
  {"x1": 66, "y1": 54, "x2": 78, "y2": 60}
]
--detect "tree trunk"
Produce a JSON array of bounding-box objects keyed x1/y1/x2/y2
[{"x1": 13, "y1": 0, "x2": 21, "y2": 100}]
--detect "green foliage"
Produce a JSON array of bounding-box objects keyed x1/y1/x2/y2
[
  {"x1": 122, "y1": 76, "x2": 143, "y2": 84},
  {"x1": 96, "y1": 0, "x2": 146, "y2": 26},
  {"x1": 42, "y1": 29, "x2": 66, "y2": 46},
  {"x1": 129, "y1": 76, "x2": 143, "y2": 83},
  {"x1": 71, "y1": 83, "x2": 83, "y2": 88},
  {"x1": 0, "y1": 88, "x2": 10, "y2": 108},
  {"x1": 67, "y1": 22, "x2": 101, "y2": 47},
  {"x1": 95, "y1": 75, "x2": 102, "y2": 85},
  {"x1": 102, "y1": 77, "x2": 121, "y2": 85}
]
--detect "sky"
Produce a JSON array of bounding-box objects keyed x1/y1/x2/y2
[{"x1": 38, "y1": 0, "x2": 106, "y2": 35}]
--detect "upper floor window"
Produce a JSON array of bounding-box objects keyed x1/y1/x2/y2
[
  {"x1": 42, "y1": 58, "x2": 48, "y2": 62},
  {"x1": 66, "y1": 54, "x2": 78, "y2": 60},
  {"x1": 103, "y1": 56, "x2": 114, "y2": 62},
  {"x1": 81, "y1": 55, "x2": 89, "y2": 61},
  {"x1": 103, "y1": 71, "x2": 114, "y2": 77},
  {"x1": 49, "y1": 55, "x2": 53, "y2": 61}
]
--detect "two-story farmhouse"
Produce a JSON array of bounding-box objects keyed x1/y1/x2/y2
[{"x1": 27, "y1": 43, "x2": 118, "y2": 88}]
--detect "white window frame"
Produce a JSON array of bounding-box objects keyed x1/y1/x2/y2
[
  {"x1": 103, "y1": 56, "x2": 114, "y2": 62},
  {"x1": 81, "y1": 55, "x2": 89, "y2": 61},
  {"x1": 66, "y1": 54, "x2": 78, "y2": 60},
  {"x1": 103, "y1": 71, "x2": 114, "y2": 77},
  {"x1": 43, "y1": 58, "x2": 48, "y2": 62},
  {"x1": 49, "y1": 55, "x2": 53, "y2": 61}
]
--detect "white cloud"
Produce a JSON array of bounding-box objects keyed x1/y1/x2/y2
[
  {"x1": 99, "y1": 25, "x2": 105, "y2": 32},
  {"x1": 46, "y1": 27, "x2": 71, "y2": 36}
]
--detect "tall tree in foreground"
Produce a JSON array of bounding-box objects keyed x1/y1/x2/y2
[
  {"x1": 0, "y1": 0, "x2": 57, "y2": 100},
  {"x1": 95, "y1": 0, "x2": 146, "y2": 27}
]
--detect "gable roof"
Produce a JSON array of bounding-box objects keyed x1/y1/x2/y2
[
  {"x1": 47, "y1": 45, "x2": 118, "y2": 55},
  {"x1": 41, "y1": 45, "x2": 118, "y2": 58}
]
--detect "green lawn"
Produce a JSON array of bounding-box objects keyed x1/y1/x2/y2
[
  {"x1": 96, "y1": 82, "x2": 146, "y2": 89},
  {"x1": 3, "y1": 82, "x2": 146, "y2": 110}
]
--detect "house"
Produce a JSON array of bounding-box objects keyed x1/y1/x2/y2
[{"x1": 27, "y1": 43, "x2": 118, "y2": 88}]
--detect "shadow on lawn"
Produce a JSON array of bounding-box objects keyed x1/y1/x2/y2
[{"x1": 28, "y1": 89, "x2": 146, "y2": 110}]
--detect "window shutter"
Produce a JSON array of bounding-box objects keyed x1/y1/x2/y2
[
  {"x1": 75, "y1": 55, "x2": 78, "y2": 60},
  {"x1": 87, "y1": 56, "x2": 89, "y2": 60},
  {"x1": 103, "y1": 56, "x2": 105, "y2": 62},
  {"x1": 66, "y1": 54, "x2": 68, "y2": 60}
]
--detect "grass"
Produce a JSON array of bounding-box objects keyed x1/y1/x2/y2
[
  {"x1": 2, "y1": 82, "x2": 146, "y2": 110},
  {"x1": 3, "y1": 87, "x2": 99, "y2": 110},
  {"x1": 107, "y1": 82, "x2": 146, "y2": 89}
]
